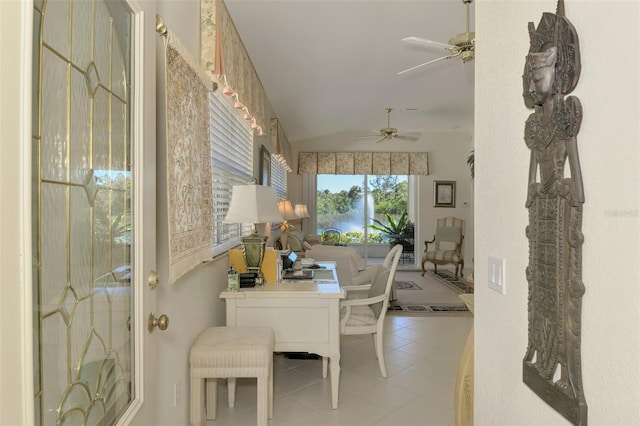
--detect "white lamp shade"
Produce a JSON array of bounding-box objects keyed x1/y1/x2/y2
[
  {"x1": 223, "y1": 184, "x2": 283, "y2": 224},
  {"x1": 277, "y1": 200, "x2": 299, "y2": 221},
  {"x1": 294, "y1": 204, "x2": 310, "y2": 218}
]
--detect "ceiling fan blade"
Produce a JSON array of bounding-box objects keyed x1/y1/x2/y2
[
  {"x1": 352, "y1": 134, "x2": 382, "y2": 140},
  {"x1": 375, "y1": 136, "x2": 388, "y2": 144},
  {"x1": 401, "y1": 37, "x2": 454, "y2": 51},
  {"x1": 395, "y1": 135, "x2": 420, "y2": 141},
  {"x1": 397, "y1": 54, "x2": 457, "y2": 75}
]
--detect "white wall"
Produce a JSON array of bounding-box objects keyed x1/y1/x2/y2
[
  {"x1": 475, "y1": 1, "x2": 639, "y2": 425},
  {"x1": 153, "y1": 1, "x2": 281, "y2": 423},
  {"x1": 154, "y1": 2, "x2": 226, "y2": 424}
]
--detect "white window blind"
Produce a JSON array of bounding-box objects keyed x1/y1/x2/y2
[
  {"x1": 270, "y1": 157, "x2": 287, "y2": 200},
  {"x1": 210, "y1": 90, "x2": 253, "y2": 257}
]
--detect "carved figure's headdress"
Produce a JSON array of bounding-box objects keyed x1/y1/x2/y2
[{"x1": 523, "y1": 0, "x2": 580, "y2": 107}]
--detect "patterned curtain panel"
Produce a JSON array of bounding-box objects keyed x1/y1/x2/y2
[
  {"x1": 165, "y1": 31, "x2": 215, "y2": 283},
  {"x1": 201, "y1": 0, "x2": 266, "y2": 135},
  {"x1": 298, "y1": 152, "x2": 429, "y2": 175}
]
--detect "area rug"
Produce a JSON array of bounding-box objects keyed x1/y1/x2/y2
[
  {"x1": 388, "y1": 304, "x2": 469, "y2": 313},
  {"x1": 424, "y1": 269, "x2": 470, "y2": 293},
  {"x1": 395, "y1": 280, "x2": 422, "y2": 290},
  {"x1": 387, "y1": 270, "x2": 470, "y2": 315}
]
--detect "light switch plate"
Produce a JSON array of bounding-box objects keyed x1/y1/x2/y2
[{"x1": 488, "y1": 256, "x2": 506, "y2": 294}]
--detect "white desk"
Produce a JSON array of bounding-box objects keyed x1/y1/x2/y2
[{"x1": 220, "y1": 264, "x2": 345, "y2": 409}]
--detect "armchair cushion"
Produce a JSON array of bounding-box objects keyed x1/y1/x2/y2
[
  {"x1": 340, "y1": 305, "x2": 375, "y2": 327},
  {"x1": 425, "y1": 250, "x2": 461, "y2": 262},
  {"x1": 435, "y1": 227, "x2": 461, "y2": 249}
]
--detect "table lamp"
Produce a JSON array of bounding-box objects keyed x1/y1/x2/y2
[
  {"x1": 223, "y1": 182, "x2": 283, "y2": 281},
  {"x1": 278, "y1": 200, "x2": 299, "y2": 231},
  {"x1": 294, "y1": 204, "x2": 310, "y2": 232}
]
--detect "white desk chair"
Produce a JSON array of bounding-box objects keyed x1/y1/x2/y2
[{"x1": 338, "y1": 244, "x2": 402, "y2": 377}]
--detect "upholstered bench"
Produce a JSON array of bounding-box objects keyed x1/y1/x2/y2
[{"x1": 190, "y1": 326, "x2": 275, "y2": 426}]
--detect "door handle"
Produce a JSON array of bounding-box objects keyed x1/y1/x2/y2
[
  {"x1": 148, "y1": 313, "x2": 169, "y2": 333},
  {"x1": 148, "y1": 271, "x2": 159, "y2": 289}
]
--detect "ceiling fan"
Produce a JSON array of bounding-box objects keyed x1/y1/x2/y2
[
  {"x1": 398, "y1": 0, "x2": 475, "y2": 75},
  {"x1": 353, "y1": 108, "x2": 421, "y2": 143}
]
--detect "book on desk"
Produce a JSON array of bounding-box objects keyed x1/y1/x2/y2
[{"x1": 282, "y1": 269, "x2": 314, "y2": 280}]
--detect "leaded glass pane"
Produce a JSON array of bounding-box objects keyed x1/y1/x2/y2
[
  {"x1": 41, "y1": 48, "x2": 69, "y2": 182},
  {"x1": 42, "y1": 0, "x2": 70, "y2": 59}
]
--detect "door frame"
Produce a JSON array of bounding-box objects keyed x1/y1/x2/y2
[
  {"x1": 0, "y1": 0, "x2": 157, "y2": 423},
  {"x1": 0, "y1": 0, "x2": 35, "y2": 424}
]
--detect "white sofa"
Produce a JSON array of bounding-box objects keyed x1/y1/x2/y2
[{"x1": 304, "y1": 245, "x2": 366, "y2": 287}]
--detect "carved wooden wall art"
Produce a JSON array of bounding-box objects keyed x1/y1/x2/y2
[{"x1": 522, "y1": 1, "x2": 587, "y2": 424}]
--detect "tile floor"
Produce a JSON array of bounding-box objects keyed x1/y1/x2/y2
[{"x1": 204, "y1": 314, "x2": 472, "y2": 425}]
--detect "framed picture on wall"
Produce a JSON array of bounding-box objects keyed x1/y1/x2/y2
[
  {"x1": 434, "y1": 180, "x2": 456, "y2": 207},
  {"x1": 260, "y1": 145, "x2": 271, "y2": 186}
]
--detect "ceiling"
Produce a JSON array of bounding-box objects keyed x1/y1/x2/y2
[{"x1": 224, "y1": 0, "x2": 475, "y2": 145}]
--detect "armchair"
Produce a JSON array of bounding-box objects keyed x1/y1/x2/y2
[
  {"x1": 421, "y1": 216, "x2": 465, "y2": 279},
  {"x1": 339, "y1": 244, "x2": 402, "y2": 378}
]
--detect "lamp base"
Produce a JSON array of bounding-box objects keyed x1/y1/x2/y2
[{"x1": 241, "y1": 233, "x2": 267, "y2": 284}]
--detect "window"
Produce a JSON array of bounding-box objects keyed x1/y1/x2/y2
[
  {"x1": 316, "y1": 174, "x2": 409, "y2": 244},
  {"x1": 270, "y1": 156, "x2": 287, "y2": 201},
  {"x1": 210, "y1": 90, "x2": 253, "y2": 257}
]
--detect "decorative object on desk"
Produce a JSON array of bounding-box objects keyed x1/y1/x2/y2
[
  {"x1": 239, "y1": 272, "x2": 258, "y2": 288},
  {"x1": 223, "y1": 182, "x2": 283, "y2": 283},
  {"x1": 434, "y1": 180, "x2": 456, "y2": 207},
  {"x1": 277, "y1": 200, "x2": 298, "y2": 231},
  {"x1": 228, "y1": 249, "x2": 279, "y2": 284},
  {"x1": 522, "y1": 2, "x2": 587, "y2": 424},
  {"x1": 227, "y1": 266, "x2": 239, "y2": 292}
]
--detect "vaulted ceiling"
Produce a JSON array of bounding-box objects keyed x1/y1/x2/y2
[{"x1": 225, "y1": 0, "x2": 475, "y2": 145}]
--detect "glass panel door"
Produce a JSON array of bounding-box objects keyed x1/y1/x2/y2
[{"x1": 33, "y1": 0, "x2": 135, "y2": 423}]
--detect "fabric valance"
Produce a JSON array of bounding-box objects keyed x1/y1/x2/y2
[
  {"x1": 201, "y1": 0, "x2": 266, "y2": 135},
  {"x1": 298, "y1": 152, "x2": 429, "y2": 175},
  {"x1": 270, "y1": 118, "x2": 292, "y2": 172}
]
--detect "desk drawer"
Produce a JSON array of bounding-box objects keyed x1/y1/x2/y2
[{"x1": 234, "y1": 306, "x2": 330, "y2": 343}]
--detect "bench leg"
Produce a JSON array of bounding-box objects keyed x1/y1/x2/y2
[
  {"x1": 205, "y1": 378, "x2": 217, "y2": 420},
  {"x1": 227, "y1": 378, "x2": 237, "y2": 407},
  {"x1": 257, "y1": 376, "x2": 268, "y2": 426},
  {"x1": 190, "y1": 376, "x2": 205, "y2": 426}
]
